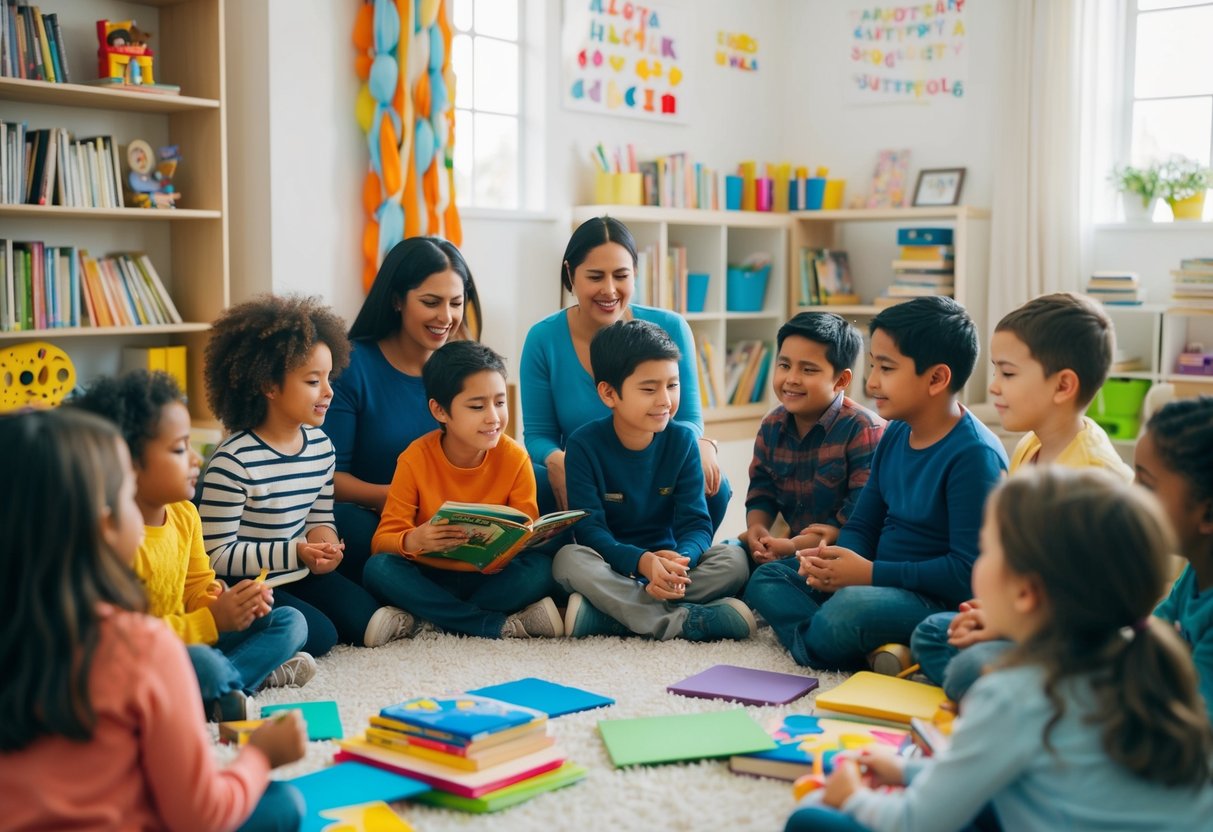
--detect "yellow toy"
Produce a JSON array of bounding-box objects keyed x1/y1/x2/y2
[
  {"x1": 96, "y1": 19, "x2": 156, "y2": 85},
  {"x1": 0, "y1": 342, "x2": 76, "y2": 412}
]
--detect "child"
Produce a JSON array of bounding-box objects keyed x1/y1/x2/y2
[
  {"x1": 198, "y1": 294, "x2": 415, "y2": 656},
  {"x1": 1138, "y1": 397, "x2": 1213, "y2": 722},
  {"x1": 74, "y1": 370, "x2": 313, "y2": 722},
  {"x1": 363, "y1": 340, "x2": 563, "y2": 638},
  {"x1": 553, "y1": 320, "x2": 753, "y2": 640},
  {"x1": 745, "y1": 296, "x2": 1008, "y2": 669},
  {"x1": 912, "y1": 292, "x2": 1132, "y2": 700},
  {"x1": 742, "y1": 312, "x2": 885, "y2": 566},
  {"x1": 786, "y1": 467, "x2": 1213, "y2": 832},
  {"x1": 0, "y1": 408, "x2": 308, "y2": 832}
]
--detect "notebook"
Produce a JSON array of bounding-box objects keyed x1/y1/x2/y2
[
  {"x1": 469, "y1": 677, "x2": 615, "y2": 718},
  {"x1": 378, "y1": 694, "x2": 545, "y2": 743},
  {"x1": 667, "y1": 664, "x2": 819, "y2": 705},
  {"x1": 412, "y1": 762, "x2": 588, "y2": 814},
  {"x1": 285, "y1": 761, "x2": 428, "y2": 832},
  {"x1": 812, "y1": 671, "x2": 948, "y2": 726},
  {"x1": 597, "y1": 708, "x2": 775, "y2": 767},
  {"x1": 259, "y1": 700, "x2": 343, "y2": 741}
]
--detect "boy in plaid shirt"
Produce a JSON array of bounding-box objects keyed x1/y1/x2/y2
[{"x1": 741, "y1": 312, "x2": 884, "y2": 567}]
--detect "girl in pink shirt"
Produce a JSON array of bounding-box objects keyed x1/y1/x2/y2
[{"x1": 0, "y1": 408, "x2": 307, "y2": 832}]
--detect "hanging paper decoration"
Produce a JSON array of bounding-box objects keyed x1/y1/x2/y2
[{"x1": 353, "y1": 0, "x2": 461, "y2": 292}]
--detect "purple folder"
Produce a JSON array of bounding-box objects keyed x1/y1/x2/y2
[{"x1": 667, "y1": 664, "x2": 819, "y2": 706}]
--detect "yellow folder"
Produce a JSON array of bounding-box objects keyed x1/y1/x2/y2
[{"x1": 813, "y1": 672, "x2": 947, "y2": 726}]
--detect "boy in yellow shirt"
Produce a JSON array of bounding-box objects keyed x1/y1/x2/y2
[
  {"x1": 365, "y1": 341, "x2": 563, "y2": 638},
  {"x1": 912, "y1": 292, "x2": 1132, "y2": 699}
]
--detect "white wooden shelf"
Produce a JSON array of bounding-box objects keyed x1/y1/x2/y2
[
  {"x1": 0, "y1": 76, "x2": 219, "y2": 114},
  {"x1": 0, "y1": 323, "x2": 211, "y2": 340},
  {"x1": 0, "y1": 205, "x2": 222, "y2": 220}
]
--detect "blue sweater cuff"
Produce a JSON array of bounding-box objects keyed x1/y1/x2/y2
[{"x1": 871, "y1": 559, "x2": 903, "y2": 588}]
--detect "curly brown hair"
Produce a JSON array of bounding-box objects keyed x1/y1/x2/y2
[{"x1": 204, "y1": 294, "x2": 351, "y2": 432}]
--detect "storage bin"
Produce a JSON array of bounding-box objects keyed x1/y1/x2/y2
[
  {"x1": 726, "y1": 264, "x2": 771, "y2": 312},
  {"x1": 686, "y1": 273, "x2": 710, "y2": 313},
  {"x1": 1087, "y1": 378, "x2": 1151, "y2": 439}
]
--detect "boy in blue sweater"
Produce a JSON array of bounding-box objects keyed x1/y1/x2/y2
[
  {"x1": 745, "y1": 296, "x2": 1008, "y2": 669},
  {"x1": 553, "y1": 320, "x2": 753, "y2": 639}
]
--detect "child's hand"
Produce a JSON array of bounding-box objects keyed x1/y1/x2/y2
[
  {"x1": 248, "y1": 710, "x2": 307, "y2": 768},
  {"x1": 404, "y1": 521, "x2": 471, "y2": 556},
  {"x1": 948, "y1": 599, "x2": 997, "y2": 647},
  {"x1": 800, "y1": 523, "x2": 841, "y2": 546},
  {"x1": 745, "y1": 523, "x2": 774, "y2": 562},
  {"x1": 697, "y1": 440, "x2": 722, "y2": 497},
  {"x1": 800, "y1": 544, "x2": 872, "y2": 591},
  {"x1": 210, "y1": 579, "x2": 265, "y2": 632},
  {"x1": 822, "y1": 757, "x2": 865, "y2": 809},
  {"x1": 640, "y1": 551, "x2": 690, "y2": 600},
  {"x1": 856, "y1": 747, "x2": 905, "y2": 787},
  {"x1": 298, "y1": 542, "x2": 343, "y2": 574},
  {"x1": 545, "y1": 450, "x2": 569, "y2": 511}
]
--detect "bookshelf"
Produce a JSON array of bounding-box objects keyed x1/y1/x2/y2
[
  {"x1": 0, "y1": 0, "x2": 228, "y2": 420},
  {"x1": 788, "y1": 205, "x2": 992, "y2": 403},
  {"x1": 571, "y1": 205, "x2": 788, "y2": 434}
]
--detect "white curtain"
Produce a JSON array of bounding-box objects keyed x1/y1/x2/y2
[{"x1": 987, "y1": 0, "x2": 1125, "y2": 326}]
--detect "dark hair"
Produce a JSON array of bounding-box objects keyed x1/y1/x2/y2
[
  {"x1": 590, "y1": 319, "x2": 680, "y2": 393},
  {"x1": 1146, "y1": 396, "x2": 1213, "y2": 506},
  {"x1": 0, "y1": 409, "x2": 146, "y2": 752},
  {"x1": 778, "y1": 312, "x2": 861, "y2": 376},
  {"x1": 995, "y1": 293, "x2": 1114, "y2": 408},
  {"x1": 204, "y1": 294, "x2": 351, "y2": 433},
  {"x1": 561, "y1": 216, "x2": 638, "y2": 293},
  {"x1": 993, "y1": 467, "x2": 1212, "y2": 788},
  {"x1": 870, "y1": 296, "x2": 978, "y2": 392},
  {"x1": 72, "y1": 370, "x2": 184, "y2": 464},
  {"x1": 422, "y1": 340, "x2": 507, "y2": 413},
  {"x1": 348, "y1": 237, "x2": 482, "y2": 342}
]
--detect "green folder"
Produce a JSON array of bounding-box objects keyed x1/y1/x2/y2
[
  {"x1": 598, "y1": 708, "x2": 775, "y2": 767},
  {"x1": 259, "y1": 700, "x2": 343, "y2": 741},
  {"x1": 412, "y1": 762, "x2": 588, "y2": 813}
]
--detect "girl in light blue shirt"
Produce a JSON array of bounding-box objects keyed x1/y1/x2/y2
[{"x1": 789, "y1": 467, "x2": 1213, "y2": 832}]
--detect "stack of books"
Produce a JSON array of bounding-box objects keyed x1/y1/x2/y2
[
  {"x1": 1, "y1": 4, "x2": 72, "y2": 82},
  {"x1": 723, "y1": 339, "x2": 771, "y2": 406},
  {"x1": 1086, "y1": 271, "x2": 1145, "y2": 305},
  {"x1": 1171, "y1": 258, "x2": 1213, "y2": 304},
  {"x1": 637, "y1": 152, "x2": 722, "y2": 210},
  {"x1": 335, "y1": 694, "x2": 585, "y2": 814},
  {"x1": 877, "y1": 227, "x2": 955, "y2": 308},
  {"x1": 1, "y1": 125, "x2": 126, "y2": 209}
]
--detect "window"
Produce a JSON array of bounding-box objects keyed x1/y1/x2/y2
[
  {"x1": 1126, "y1": 1, "x2": 1213, "y2": 168},
  {"x1": 451, "y1": 0, "x2": 524, "y2": 209}
]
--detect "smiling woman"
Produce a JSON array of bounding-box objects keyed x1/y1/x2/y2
[{"x1": 328, "y1": 238, "x2": 484, "y2": 582}]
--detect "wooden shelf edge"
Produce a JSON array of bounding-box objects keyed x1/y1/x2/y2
[
  {"x1": 0, "y1": 205, "x2": 222, "y2": 220},
  {"x1": 0, "y1": 76, "x2": 219, "y2": 113},
  {"x1": 0, "y1": 323, "x2": 211, "y2": 339}
]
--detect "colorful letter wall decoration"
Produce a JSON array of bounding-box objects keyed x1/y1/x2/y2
[
  {"x1": 353, "y1": 0, "x2": 461, "y2": 292},
  {"x1": 715, "y1": 31, "x2": 758, "y2": 72},
  {"x1": 845, "y1": 0, "x2": 968, "y2": 105},
  {"x1": 562, "y1": 0, "x2": 687, "y2": 123}
]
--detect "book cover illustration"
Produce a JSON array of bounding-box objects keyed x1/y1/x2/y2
[
  {"x1": 379, "y1": 695, "x2": 545, "y2": 742},
  {"x1": 419, "y1": 502, "x2": 586, "y2": 573},
  {"x1": 810, "y1": 249, "x2": 858, "y2": 304},
  {"x1": 730, "y1": 714, "x2": 907, "y2": 780}
]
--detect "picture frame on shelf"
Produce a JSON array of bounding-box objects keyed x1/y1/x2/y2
[{"x1": 912, "y1": 168, "x2": 966, "y2": 207}]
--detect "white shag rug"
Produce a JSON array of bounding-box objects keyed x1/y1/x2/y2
[{"x1": 245, "y1": 627, "x2": 848, "y2": 832}]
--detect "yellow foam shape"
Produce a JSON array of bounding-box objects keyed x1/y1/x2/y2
[{"x1": 319, "y1": 801, "x2": 412, "y2": 831}]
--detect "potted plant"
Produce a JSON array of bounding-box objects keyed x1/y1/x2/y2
[
  {"x1": 1109, "y1": 163, "x2": 1161, "y2": 221},
  {"x1": 1158, "y1": 156, "x2": 1212, "y2": 221}
]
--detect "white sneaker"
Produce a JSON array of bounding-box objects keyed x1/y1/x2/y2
[
  {"x1": 501, "y1": 597, "x2": 564, "y2": 638},
  {"x1": 261, "y1": 652, "x2": 317, "y2": 689},
  {"x1": 364, "y1": 606, "x2": 419, "y2": 647}
]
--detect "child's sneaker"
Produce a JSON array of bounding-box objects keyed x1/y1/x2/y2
[
  {"x1": 682, "y1": 597, "x2": 757, "y2": 642},
  {"x1": 501, "y1": 597, "x2": 564, "y2": 638},
  {"x1": 364, "y1": 606, "x2": 420, "y2": 647},
  {"x1": 210, "y1": 690, "x2": 251, "y2": 722},
  {"x1": 867, "y1": 643, "x2": 913, "y2": 676},
  {"x1": 262, "y1": 652, "x2": 317, "y2": 689},
  {"x1": 564, "y1": 592, "x2": 629, "y2": 638}
]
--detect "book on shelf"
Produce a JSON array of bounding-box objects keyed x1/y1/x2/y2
[
  {"x1": 724, "y1": 340, "x2": 770, "y2": 406},
  {"x1": 897, "y1": 227, "x2": 953, "y2": 246},
  {"x1": 0, "y1": 4, "x2": 70, "y2": 82},
  {"x1": 414, "y1": 502, "x2": 587, "y2": 574},
  {"x1": 797, "y1": 247, "x2": 819, "y2": 306},
  {"x1": 886, "y1": 283, "x2": 955, "y2": 298},
  {"x1": 122, "y1": 345, "x2": 188, "y2": 394},
  {"x1": 808, "y1": 249, "x2": 856, "y2": 304},
  {"x1": 897, "y1": 244, "x2": 954, "y2": 261}
]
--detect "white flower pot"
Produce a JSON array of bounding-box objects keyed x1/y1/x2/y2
[{"x1": 1122, "y1": 192, "x2": 1157, "y2": 222}]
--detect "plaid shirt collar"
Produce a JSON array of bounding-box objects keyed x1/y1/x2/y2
[{"x1": 779, "y1": 392, "x2": 845, "y2": 442}]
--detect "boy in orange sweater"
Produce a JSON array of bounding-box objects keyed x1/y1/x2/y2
[{"x1": 364, "y1": 341, "x2": 563, "y2": 638}]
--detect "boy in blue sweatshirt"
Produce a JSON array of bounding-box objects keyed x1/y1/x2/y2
[
  {"x1": 553, "y1": 320, "x2": 753, "y2": 640},
  {"x1": 745, "y1": 296, "x2": 1008, "y2": 669}
]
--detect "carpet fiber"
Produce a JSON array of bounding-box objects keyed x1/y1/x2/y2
[{"x1": 247, "y1": 627, "x2": 848, "y2": 831}]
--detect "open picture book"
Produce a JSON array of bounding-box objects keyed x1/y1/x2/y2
[{"x1": 416, "y1": 502, "x2": 587, "y2": 574}]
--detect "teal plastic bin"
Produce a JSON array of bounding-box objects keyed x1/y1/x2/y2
[{"x1": 726, "y1": 265, "x2": 771, "y2": 312}]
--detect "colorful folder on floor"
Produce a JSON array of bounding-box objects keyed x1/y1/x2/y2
[
  {"x1": 667, "y1": 664, "x2": 819, "y2": 705},
  {"x1": 812, "y1": 671, "x2": 947, "y2": 726},
  {"x1": 260, "y1": 700, "x2": 343, "y2": 741},
  {"x1": 468, "y1": 677, "x2": 615, "y2": 718},
  {"x1": 286, "y1": 761, "x2": 428, "y2": 832},
  {"x1": 729, "y1": 713, "x2": 908, "y2": 781},
  {"x1": 597, "y1": 708, "x2": 775, "y2": 767},
  {"x1": 412, "y1": 761, "x2": 588, "y2": 813}
]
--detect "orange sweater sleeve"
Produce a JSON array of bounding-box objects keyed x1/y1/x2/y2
[
  {"x1": 137, "y1": 620, "x2": 270, "y2": 832},
  {"x1": 371, "y1": 444, "x2": 424, "y2": 556}
]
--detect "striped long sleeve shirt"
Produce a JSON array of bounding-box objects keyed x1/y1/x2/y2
[{"x1": 198, "y1": 426, "x2": 337, "y2": 578}]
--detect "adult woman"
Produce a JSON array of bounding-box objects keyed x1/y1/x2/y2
[
  {"x1": 328, "y1": 237, "x2": 482, "y2": 581},
  {"x1": 521, "y1": 216, "x2": 730, "y2": 529}
]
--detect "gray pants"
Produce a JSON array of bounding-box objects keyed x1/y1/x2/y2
[{"x1": 552, "y1": 542, "x2": 749, "y2": 640}]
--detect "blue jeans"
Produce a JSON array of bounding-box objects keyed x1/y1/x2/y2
[
  {"x1": 786, "y1": 803, "x2": 999, "y2": 832},
  {"x1": 364, "y1": 550, "x2": 558, "y2": 638},
  {"x1": 912, "y1": 612, "x2": 1013, "y2": 702},
  {"x1": 236, "y1": 781, "x2": 304, "y2": 832},
  {"x1": 533, "y1": 460, "x2": 733, "y2": 537},
  {"x1": 275, "y1": 570, "x2": 382, "y2": 656},
  {"x1": 333, "y1": 502, "x2": 380, "y2": 584},
  {"x1": 188, "y1": 606, "x2": 308, "y2": 700},
  {"x1": 743, "y1": 556, "x2": 947, "y2": 668}
]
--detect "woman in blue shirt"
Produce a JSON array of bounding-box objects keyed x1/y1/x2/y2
[
  {"x1": 328, "y1": 237, "x2": 481, "y2": 581},
  {"x1": 520, "y1": 216, "x2": 729, "y2": 530}
]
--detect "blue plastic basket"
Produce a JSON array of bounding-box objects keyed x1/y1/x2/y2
[
  {"x1": 726, "y1": 265, "x2": 771, "y2": 312},
  {"x1": 686, "y1": 273, "x2": 710, "y2": 313}
]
